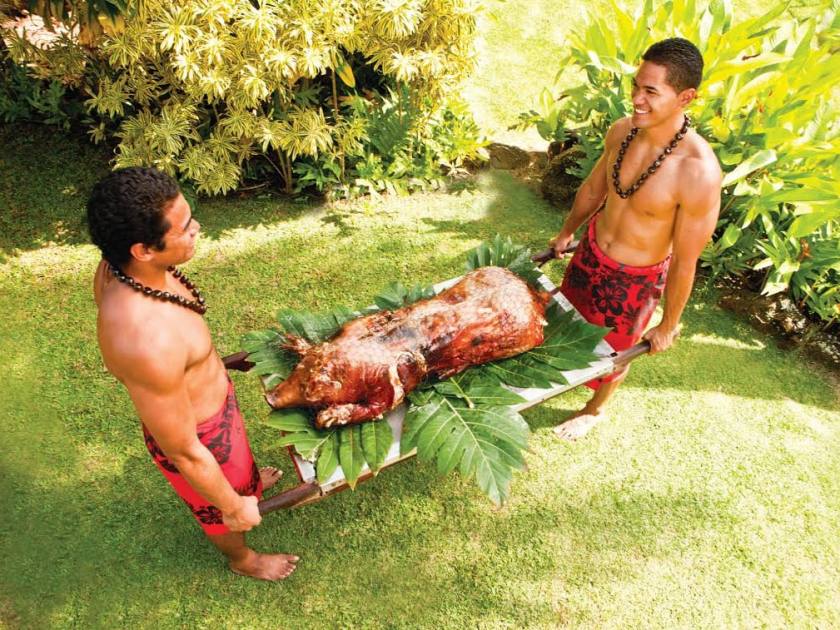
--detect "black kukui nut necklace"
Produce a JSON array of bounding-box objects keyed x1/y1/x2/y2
[
  {"x1": 108, "y1": 263, "x2": 207, "y2": 315},
  {"x1": 612, "y1": 114, "x2": 691, "y2": 199}
]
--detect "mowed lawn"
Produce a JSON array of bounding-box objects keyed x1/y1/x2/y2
[
  {"x1": 1, "y1": 1, "x2": 838, "y2": 626},
  {"x1": 1, "y1": 121, "x2": 839, "y2": 628}
]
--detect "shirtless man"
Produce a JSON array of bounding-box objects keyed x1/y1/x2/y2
[
  {"x1": 550, "y1": 38, "x2": 722, "y2": 440},
  {"x1": 89, "y1": 167, "x2": 299, "y2": 580}
]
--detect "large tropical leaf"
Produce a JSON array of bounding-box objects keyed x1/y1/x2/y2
[
  {"x1": 401, "y1": 393, "x2": 529, "y2": 505},
  {"x1": 464, "y1": 234, "x2": 543, "y2": 286},
  {"x1": 315, "y1": 433, "x2": 340, "y2": 484},
  {"x1": 240, "y1": 329, "x2": 298, "y2": 388},
  {"x1": 338, "y1": 425, "x2": 365, "y2": 488},
  {"x1": 721, "y1": 149, "x2": 778, "y2": 188},
  {"x1": 526, "y1": 305, "x2": 607, "y2": 371},
  {"x1": 361, "y1": 420, "x2": 394, "y2": 475},
  {"x1": 276, "y1": 305, "x2": 360, "y2": 343},
  {"x1": 260, "y1": 406, "x2": 397, "y2": 486},
  {"x1": 483, "y1": 356, "x2": 566, "y2": 389},
  {"x1": 431, "y1": 374, "x2": 526, "y2": 407},
  {"x1": 264, "y1": 408, "x2": 335, "y2": 460},
  {"x1": 374, "y1": 281, "x2": 436, "y2": 310}
]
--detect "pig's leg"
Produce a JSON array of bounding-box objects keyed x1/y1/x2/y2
[{"x1": 316, "y1": 400, "x2": 393, "y2": 428}]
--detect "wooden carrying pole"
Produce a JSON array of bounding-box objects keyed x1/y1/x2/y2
[
  {"x1": 530, "y1": 241, "x2": 579, "y2": 266},
  {"x1": 258, "y1": 482, "x2": 322, "y2": 514},
  {"x1": 220, "y1": 353, "x2": 324, "y2": 512}
]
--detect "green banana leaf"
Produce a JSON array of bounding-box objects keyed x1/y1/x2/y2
[
  {"x1": 464, "y1": 234, "x2": 544, "y2": 287},
  {"x1": 240, "y1": 329, "x2": 299, "y2": 388}
]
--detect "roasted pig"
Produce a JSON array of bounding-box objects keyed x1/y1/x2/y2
[{"x1": 266, "y1": 266, "x2": 548, "y2": 428}]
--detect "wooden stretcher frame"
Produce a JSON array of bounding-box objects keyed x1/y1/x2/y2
[{"x1": 222, "y1": 245, "x2": 651, "y2": 514}]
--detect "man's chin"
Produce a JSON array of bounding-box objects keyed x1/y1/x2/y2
[{"x1": 631, "y1": 112, "x2": 652, "y2": 127}]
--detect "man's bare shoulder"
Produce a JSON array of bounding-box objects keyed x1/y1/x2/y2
[
  {"x1": 97, "y1": 291, "x2": 187, "y2": 385},
  {"x1": 681, "y1": 144, "x2": 722, "y2": 188},
  {"x1": 684, "y1": 131, "x2": 722, "y2": 173},
  {"x1": 605, "y1": 117, "x2": 634, "y2": 147},
  {"x1": 677, "y1": 136, "x2": 723, "y2": 214}
]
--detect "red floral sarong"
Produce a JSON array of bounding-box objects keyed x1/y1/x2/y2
[
  {"x1": 560, "y1": 215, "x2": 670, "y2": 389},
  {"x1": 142, "y1": 378, "x2": 263, "y2": 535}
]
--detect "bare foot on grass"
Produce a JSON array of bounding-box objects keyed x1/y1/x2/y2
[
  {"x1": 230, "y1": 551, "x2": 299, "y2": 581},
  {"x1": 259, "y1": 466, "x2": 282, "y2": 490},
  {"x1": 553, "y1": 410, "x2": 604, "y2": 441}
]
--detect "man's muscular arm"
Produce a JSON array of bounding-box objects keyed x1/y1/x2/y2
[
  {"x1": 551, "y1": 119, "x2": 629, "y2": 256},
  {"x1": 644, "y1": 159, "x2": 722, "y2": 353},
  {"x1": 115, "y1": 335, "x2": 261, "y2": 532}
]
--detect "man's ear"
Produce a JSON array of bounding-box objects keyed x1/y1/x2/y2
[
  {"x1": 679, "y1": 87, "x2": 697, "y2": 108},
  {"x1": 129, "y1": 242, "x2": 155, "y2": 262}
]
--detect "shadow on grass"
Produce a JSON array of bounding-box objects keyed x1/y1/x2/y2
[
  {"x1": 0, "y1": 421, "x2": 483, "y2": 626},
  {"x1": 0, "y1": 125, "x2": 112, "y2": 259},
  {"x1": 0, "y1": 129, "x2": 548, "y2": 265},
  {"x1": 0, "y1": 447, "x2": 206, "y2": 625},
  {"x1": 319, "y1": 207, "x2": 357, "y2": 237},
  {"x1": 0, "y1": 124, "x2": 326, "y2": 261}
]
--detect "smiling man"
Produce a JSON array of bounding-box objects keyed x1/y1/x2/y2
[
  {"x1": 88, "y1": 167, "x2": 299, "y2": 580},
  {"x1": 550, "y1": 38, "x2": 722, "y2": 440}
]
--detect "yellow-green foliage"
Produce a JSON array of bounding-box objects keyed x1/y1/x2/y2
[
  {"x1": 8, "y1": 0, "x2": 479, "y2": 195},
  {"x1": 518, "y1": 0, "x2": 840, "y2": 323}
]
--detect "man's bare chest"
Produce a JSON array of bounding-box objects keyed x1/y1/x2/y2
[
  {"x1": 606, "y1": 147, "x2": 682, "y2": 214},
  {"x1": 99, "y1": 294, "x2": 213, "y2": 367},
  {"x1": 168, "y1": 309, "x2": 215, "y2": 367}
]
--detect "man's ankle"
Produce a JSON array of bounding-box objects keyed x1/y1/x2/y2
[{"x1": 225, "y1": 546, "x2": 258, "y2": 565}]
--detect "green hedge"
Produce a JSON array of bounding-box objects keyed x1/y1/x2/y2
[{"x1": 4, "y1": 0, "x2": 486, "y2": 196}]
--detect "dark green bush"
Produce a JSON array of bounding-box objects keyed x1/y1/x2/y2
[{"x1": 0, "y1": 50, "x2": 83, "y2": 127}]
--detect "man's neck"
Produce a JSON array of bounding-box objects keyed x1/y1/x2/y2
[
  {"x1": 637, "y1": 111, "x2": 687, "y2": 147},
  {"x1": 121, "y1": 259, "x2": 169, "y2": 290}
]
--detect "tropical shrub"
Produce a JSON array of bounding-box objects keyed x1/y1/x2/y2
[
  {"x1": 4, "y1": 0, "x2": 485, "y2": 196},
  {"x1": 0, "y1": 50, "x2": 84, "y2": 126},
  {"x1": 519, "y1": 0, "x2": 840, "y2": 324}
]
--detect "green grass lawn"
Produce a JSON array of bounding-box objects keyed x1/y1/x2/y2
[
  {"x1": 1, "y1": 122, "x2": 839, "y2": 628},
  {"x1": 2, "y1": 2, "x2": 838, "y2": 626}
]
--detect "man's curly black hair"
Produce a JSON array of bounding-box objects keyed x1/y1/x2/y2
[
  {"x1": 642, "y1": 38, "x2": 704, "y2": 92},
  {"x1": 87, "y1": 167, "x2": 180, "y2": 267}
]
